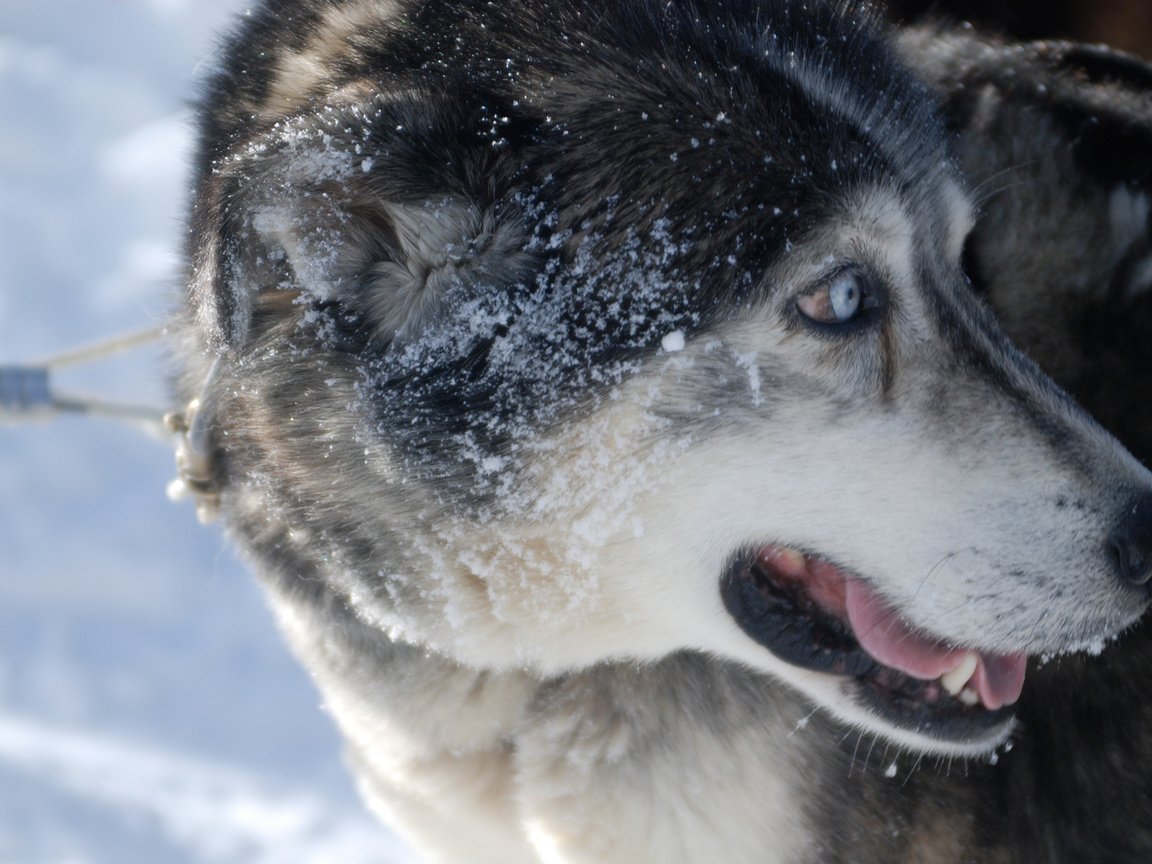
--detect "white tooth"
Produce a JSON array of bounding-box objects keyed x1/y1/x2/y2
[
  {"x1": 959, "y1": 687, "x2": 980, "y2": 706},
  {"x1": 762, "y1": 546, "x2": 807, "y2": 578},
  {"x1": 776, "y1": 547, "x2": 807, "y2": 572},
  {"x1": 940, "y1": 653, "x2": 979, "y2": 696}
]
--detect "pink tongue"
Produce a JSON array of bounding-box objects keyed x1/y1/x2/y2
[
  {"x1": 844, "y1": 579, "x2": 1027, "y2": 709},
  {"x1": 970, "y1": 654, "x2": 1029, "y2": 711}
]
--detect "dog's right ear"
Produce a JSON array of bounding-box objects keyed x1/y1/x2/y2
[{"x1": 186, "y1": 113, "x2": 534, "y2": 352}]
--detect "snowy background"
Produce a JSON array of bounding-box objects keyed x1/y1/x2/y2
[{"x1": 0, "y1": 1, "x2": 416, "y2": 861}]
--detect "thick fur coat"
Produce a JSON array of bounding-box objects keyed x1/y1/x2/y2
[{"x1": 173, "y1": 1, "x2": 1152, "y2": 861}]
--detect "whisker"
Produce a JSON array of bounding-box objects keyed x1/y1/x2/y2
[{"x1": 968, "y1": 161, "x2": 1030, "y2": 211}]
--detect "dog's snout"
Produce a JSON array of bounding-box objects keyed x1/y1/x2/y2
[{"x1": 1109, "y1": 494, "x2": 1152, "y2": 589}]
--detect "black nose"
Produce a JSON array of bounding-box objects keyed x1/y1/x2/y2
[{"x1": 1110, "y1": 494, "x2": 1152, "y2": 588}]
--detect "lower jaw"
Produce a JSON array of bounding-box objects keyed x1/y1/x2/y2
[
  {"x1": 852, "y1": 663, "x2": 1015, "y2": 748},
  {"x1": 721, "y1": 547, "x2": 1019, "y2": 750}
]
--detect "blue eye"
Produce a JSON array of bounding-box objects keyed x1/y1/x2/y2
[
  {"x1": 828, "y1": 272, "x2": 861, "y2": 321},
  {"x1": 796, "y1": 269, "x2": 874, "y2": 326}
]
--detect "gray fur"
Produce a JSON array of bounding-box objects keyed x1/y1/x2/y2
[{"x1": 174, "y1": 2, "x2": 1152, "y2": 861}]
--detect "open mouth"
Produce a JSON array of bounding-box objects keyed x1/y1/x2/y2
[{"x1": 721, "y1": 545, "x2": 1029, "y2": 745}]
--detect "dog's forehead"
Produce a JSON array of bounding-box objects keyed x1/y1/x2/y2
[
  {"x1": 866, "y1": 177, "x2": 973, "y2": 263},
  {"x1": 779, "y1": 178, "x2": 972, "y2": 284}
]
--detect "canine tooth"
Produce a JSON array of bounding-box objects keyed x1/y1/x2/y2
[
  {"x1": 940, "y1": 653, "x2": 979, "y2": 696},
  {"x1": 959, "y1": 687, "x2": 980, "y2": 707},
  {"x1": 769, "y1": 546, "x2": 807, "y2": 576}
]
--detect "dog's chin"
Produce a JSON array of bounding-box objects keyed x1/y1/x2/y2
[{"x1": 720, "y1": 545, "x2": 1026, "y2": 756}]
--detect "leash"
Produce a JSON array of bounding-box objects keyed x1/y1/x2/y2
[
  {"x1": 1, "y1": 326, "x2": 222, "y2": 523},
  {"x1": 0, "y1": 327, "x2": 168, "y2": 428}
]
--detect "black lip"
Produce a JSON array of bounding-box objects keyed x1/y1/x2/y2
[
  {"x1": 720, "y1": 547, "x2": 1015, "y2": 743},
  {"x1": 721, "y1": 547, "x2": 875, "y2": 677}
]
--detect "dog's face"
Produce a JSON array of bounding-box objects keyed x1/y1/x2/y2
[
  {"x1": 375, "y1": 180, "x2": 1149, "y2": 757},
  {"x1": 185, "y1": 0, "x2": 1152, "y2": 758}
]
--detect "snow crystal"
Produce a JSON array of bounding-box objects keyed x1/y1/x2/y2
[
  {"x1": 480, "y1": 455, "x2": 509, "y2": 474},
  {"x1": 787, "y1": 714, "x2": 811, "y2": 738},
  {"x1": 733, "y1": 350, "x2": 763, "y2": 406},
  {"x1": 254, "y1": 121, "x2": 357, "y2": 187},
  {"x1": 661, "y1": 330, "x2": 686, "y2": 352},
  {"x1": 1083, "y1": 639, "x2": 1106, "y2": 657}
]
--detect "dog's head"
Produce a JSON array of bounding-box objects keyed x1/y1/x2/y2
[{"x1": 181, "y1": 0, "x2": 1152, "y2": 756}]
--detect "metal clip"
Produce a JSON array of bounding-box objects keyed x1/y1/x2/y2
[{"x1": 164, "y1": 358, "x2": 224, "y2": 524}]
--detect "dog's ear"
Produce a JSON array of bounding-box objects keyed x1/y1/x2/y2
[
  {"x1": 187, "y1": 109, "x2": 534, "y2": 352},
  {"x1": 899, "y1": 26, "x2": 1152, "y2": 456},
  {"x1": 899, "y1": 28, "x2": 1152, "y2": 193}
]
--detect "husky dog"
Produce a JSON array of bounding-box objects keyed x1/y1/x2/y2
[{"x1": 173, "y1": 1, "x2": 1152, "y2": 861}]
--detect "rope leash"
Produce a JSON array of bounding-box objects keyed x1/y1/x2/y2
[
  {"x1": 0, "y1": 327, "x2": 168, "y2": 428},
  {"x1": 2, "y1": 327, "x2": 222, "y2": 524}
]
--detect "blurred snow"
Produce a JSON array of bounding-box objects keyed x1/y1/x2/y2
[{"x1": 0, "y1": 1, "x2": 416, "y2": 861}]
